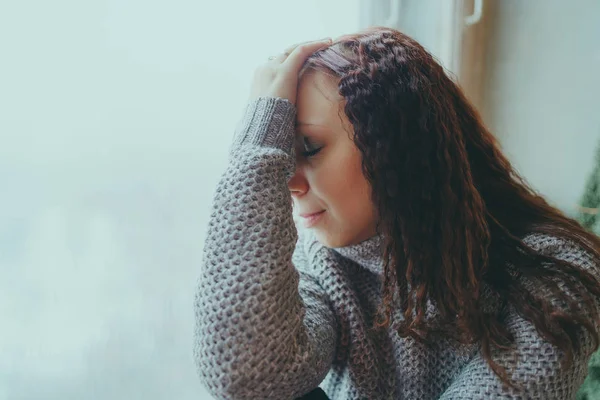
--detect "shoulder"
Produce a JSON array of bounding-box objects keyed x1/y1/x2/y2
[{"x1": 521, "y1": 232, "x2": 599, "y2": 279}]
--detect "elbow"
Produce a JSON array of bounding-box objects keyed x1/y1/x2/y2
[{"x1": 193, "y1": 344, "x2": 242, "y2": 400}]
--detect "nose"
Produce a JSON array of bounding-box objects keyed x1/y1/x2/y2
[{"x1": 288, "y1": 164, "x2": 309, "y2": 198}]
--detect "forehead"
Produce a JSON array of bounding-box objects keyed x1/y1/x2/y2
[{"x1": 296, "y1": 71, "x2": 345, "y2": 129}]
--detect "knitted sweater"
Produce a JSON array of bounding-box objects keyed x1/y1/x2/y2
[{"x1": 193, "y1": 97, "x2": 600, "y2": 399}]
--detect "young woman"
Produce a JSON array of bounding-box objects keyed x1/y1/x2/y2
[{"x1": 193, "y1": 27, "x2": 600, "y2": 399}]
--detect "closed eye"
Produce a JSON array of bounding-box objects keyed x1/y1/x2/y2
[
  {"x1": 297, "y1": 136, "x2": 323, "y2": 158},
  {"x1": 301, "y1": 147, "x2": 322, "y2": 157}
]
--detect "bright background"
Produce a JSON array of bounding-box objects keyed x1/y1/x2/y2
[{"x1": 0, "y1": 1, "x2": 359, "y2": 399}]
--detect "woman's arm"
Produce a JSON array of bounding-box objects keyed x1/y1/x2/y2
[
  {"x1": 438, "y1": 310, "x2": 594, "y2": 399},
  {"x1": 193, "y1": 97, "x2": 337, "y2": 400},
  {"x1": 439, "y1": 236, "x2": 600, "y2": 399},
  {"x1": 438, "y1": 305, "x2": 597, "y2": 399}
]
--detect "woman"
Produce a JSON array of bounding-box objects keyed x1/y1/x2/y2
[{"x1": 193, "y1": 27, "x2": 600, "y2": 399}]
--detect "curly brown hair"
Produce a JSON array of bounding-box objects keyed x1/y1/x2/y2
[{"x1": 300, "y1": 26, "x2": 600, "y2": 390}]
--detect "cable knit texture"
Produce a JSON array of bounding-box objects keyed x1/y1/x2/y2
[{"x1": 194, "y1": 97, "x2": 600, "y2": 399}]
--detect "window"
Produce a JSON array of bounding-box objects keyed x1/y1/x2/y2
[{"x1": 0, "y1": 1, "x2": 358, "y2": 398}]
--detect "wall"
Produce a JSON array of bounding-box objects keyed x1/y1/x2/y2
[
  {"x1": 0, "y1": 1, "x2": 359, "y2": 399},
  {"x1": 481, "y1": 0, "x2": 600, "y2": 214},
  {"x1": 373, "y1": 0, "x2": 600, "y2": 215}
]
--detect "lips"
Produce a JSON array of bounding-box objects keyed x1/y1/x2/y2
[
  {"x1": 299, "y1": 210, "x2": 325, "y2": 218},
  {"x1": 298, "y1": 210, "x2": 326, "y2": 228}
]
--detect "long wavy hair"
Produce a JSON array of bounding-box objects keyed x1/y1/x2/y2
[{"x1": 300, "y1": 26, "x2": 600, "y2": 390}]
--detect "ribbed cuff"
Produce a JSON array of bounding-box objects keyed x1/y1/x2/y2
[{"x1": 231, "y1": 97, "x2": 297, "y2": 155}]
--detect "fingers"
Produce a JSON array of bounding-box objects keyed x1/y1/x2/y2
[
  {"x1": 281, "y1": 38, "x2": 332, "y2": 72},
  {"x1": 265, "y1": 40, "x2": 311, "y2": 65},
  {"x1": 282, "y1": 38, "x2": 322, "y2": 55},
  {"x1": 267, "y1": 52, "x2": 288, "y2": 64},
  {"x1": 267, "y1": 38, "x2": 332, "y2": 67},
  {"x1": 283, "y1": 41, "x2": 305, "y2": 55}
]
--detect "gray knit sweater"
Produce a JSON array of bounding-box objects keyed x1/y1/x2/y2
[{"x1": 193, "y1": 97, "x2": 599, "y2": 399}]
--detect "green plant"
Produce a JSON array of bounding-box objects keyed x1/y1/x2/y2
[{"x1": 576, "y1": 138, "x2": 600, "y2": 399}]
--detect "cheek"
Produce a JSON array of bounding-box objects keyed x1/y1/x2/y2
[
  {"x1": 347, "y1": 165, "x2": 373, "y2": 217},
  {"x1": 322, "y1": 146, "x2": 372, "y2": 217}
]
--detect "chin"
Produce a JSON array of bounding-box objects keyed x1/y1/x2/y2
[
  {"x1": 316, "y1": 225, "x2": 378, "y2": 248},
  {"x1": 314, "y1": 230, "x2": 350, "y2": 249}
]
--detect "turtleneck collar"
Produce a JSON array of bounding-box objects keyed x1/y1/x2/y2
[
  {"x1": 300, "y1": 228, "x2": 502, "y2": 321},
  {"x1": 330, "y1": 233, "x2": 386, "y2": 275}
]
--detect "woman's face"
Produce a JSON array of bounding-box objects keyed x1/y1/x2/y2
[{"x1": 289, "y1": 71, "x2": 378, "y2": 248}]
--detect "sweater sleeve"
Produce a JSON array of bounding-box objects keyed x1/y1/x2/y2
[
  {"x1": 193, "y1": 97, "x2": 338, "y2": 400},
  {"x1": 438, "y1": 235, "x2": 600, "y2": 399}
]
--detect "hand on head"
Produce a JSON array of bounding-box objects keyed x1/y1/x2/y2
[{"x1": 248, "y1": 38, "x2": 332, "y2": 105}]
